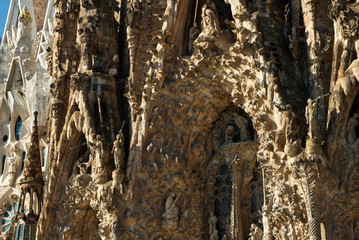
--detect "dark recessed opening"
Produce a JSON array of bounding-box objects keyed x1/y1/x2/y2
[{"x1": 3, "y1": 135, "x2": 8, "y2": 142}]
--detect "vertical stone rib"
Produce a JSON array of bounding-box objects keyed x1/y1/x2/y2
[{"x1": 304, "y1": 164, "x2": 320, "y2": 240}]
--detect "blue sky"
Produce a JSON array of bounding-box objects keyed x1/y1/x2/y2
[{"x1": 0, "y1": 0, "x2": 11, "y2": 39}]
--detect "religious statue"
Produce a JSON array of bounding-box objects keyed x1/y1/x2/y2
[
  {"x1": 210, "y1": 229, "x2": 219, "y2": 240},
  {"x1": 347, "y1": 113, "x2": 359, "y2": 144},
  {"x1": 162, "y1": 192, "x2": 179, "y2": 227},
  {"x1": 225, "y1": 125, "x2": 234, "y2": 144},
  {"x1": 8, "y1": 151, "x2": 16, "y2": 186},
  {"x1": 94, "y1": 135, "x2": 104, "y2": 170},
  {"x1": 86, "y1": 135, "x2": 110, "y2": 183},
  {"x1": 272, "y1": 183, "x2": 285, "y2": 211},
  {"x1": 112, "y1": 131, "x2": 125, "y2": 170},
  {"x1": 234, "y1": 113, "x2": 250, "y2": 141},
  {"x1": 249, "y1": 223, "x2": 263, "y2": 240},
  {"x1": 261, "y1": 204, "x2": 273, "y2": 240},
  {"x1": 161, "y1": 0, "x2": 177, "y2": 34},
  {"x1": 305, "y1": 98, "x2": 318, "y2": 139},
  {"x1": 208, "y1": 211, "x2": 218, "y2": 235},
  {"x1": 196, "y1": 2, "x2": 222, "y2": 43}
]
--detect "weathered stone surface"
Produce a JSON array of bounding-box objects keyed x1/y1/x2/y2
[{"x1": 1, "y1": 0, "x2": 359, "y2": 239}]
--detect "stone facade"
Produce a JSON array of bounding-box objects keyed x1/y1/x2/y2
[
  {"x1": 0, "y1": 0, "x2": 53, "y2": 238},
  {"x1": 1, "y1": 0, "x2": 359, "y2": 239}
]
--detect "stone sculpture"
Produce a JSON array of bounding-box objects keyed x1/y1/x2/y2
[
  {"x1": 162, "y1": 192, "x2": 179, "y2": 227},
  {"x1": 234, "y1": 114, "x2": 250, "y2": 141},
  {"x1": 210, "y1": 229, "x2": 219, "y2": 240},
  {"x1": 208, "y1": 211, "x2": 218, "y2": 235},
  {"x1": 112, "y1": 131, "x2": 125, "y2": 171},
  {"x1": 305, "y1": 98, "x2": 318, "y2": 139},
  {"x1": 249, "y1": 223, "x2": 263, "y2": 240},
  {"x1": 8, "y1": 151, "x2": 16, "y2": 186}
]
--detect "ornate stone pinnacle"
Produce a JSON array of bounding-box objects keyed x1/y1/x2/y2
[{"x1": 20, "y1": 111, "x2": 44, "y2": 187}]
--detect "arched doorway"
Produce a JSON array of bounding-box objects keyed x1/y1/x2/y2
[{"x1": 205, "y1": 106, "x2": 261, "y2": 240}]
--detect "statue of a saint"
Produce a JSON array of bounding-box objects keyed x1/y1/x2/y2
[
  {"x1": 94, "y1": 135, "x2": 104, "y2": 172},
  {"x1": 305, "y1": 98, "x2": 318, "y2": 138},
  {"x1": 163, "y1": 192, "x2": 179, "y2": 227},
  {"x1": 234, "y1": 114, "x2": 250, "y2": 141},
  {"x1": 86, "y1": 135, "x2": 110, "y2": 183},
  {"x1": 112, "y1": 131, "x2": 125, "y2": 170},
  {"x1": 8, "y1": 151, "x2": 16, "y2": 186},
  {"x1": 208, "y1": 211, "x2": 218, "y2": 235},
  {"x1": 210, "y1": 229, "x2": 219, "y2": 240},
  {"x1": 261, "y1": 202, "x2": 273, "y2": 240},
  {"x1": 249, "y1": 223, "x2": 263, "y2": 240},
  {"x1": 225, "y1": 125, "x2": 234, "y2": 144},
  {"x1": 196, "y1": 2, "x2": 222, "y2": 44}
]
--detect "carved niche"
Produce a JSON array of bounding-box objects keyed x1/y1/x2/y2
[{"x1": 205, "y1": 107, "x2": 260, "y2": 240}]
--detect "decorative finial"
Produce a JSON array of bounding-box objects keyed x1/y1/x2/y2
[
  {"x1": 20, "y1": 7, "x2": 32, "y2": 26},
  {"x1": 34, "y1": 111, "x2": 38, "y2": 123}
]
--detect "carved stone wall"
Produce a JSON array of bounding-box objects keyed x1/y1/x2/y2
[{"x1": 0, "y1": 0, "x2": 356, "y2": 239}]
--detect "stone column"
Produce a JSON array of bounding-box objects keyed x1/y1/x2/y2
[{"x1": 231, "y1": 155, "x2": 243, "y2": 240}]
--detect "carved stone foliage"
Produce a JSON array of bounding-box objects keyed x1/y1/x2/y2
[{"x1": 31, "y1": 0, "x2": 359, "y2": 239}]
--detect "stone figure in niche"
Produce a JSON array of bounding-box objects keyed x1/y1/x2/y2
[
  {"x1": 249, "y1": 223, "x2": 263, "y2": 240},
  {"x1": 211, "y1": 127, "x2": 221, "y2": 151},
  {"x1": 71, "y1": 149, "x2": 90, "y2": 176},
  {"x1": 210, "y1": 229, "x2": 219, "y2": 240},
  {"x1": 234, "y1": 113, "x2": 250, "y2": 141},
  {"x1": 162, "y1": 192, "x2": 179, "y2": 227},
  {"x1": 271, "y1": 183, "x2": 284, "y2": 212},
  {"x1": 8, "y1": 150, "x2": 16, "y2": 186},
  {"x1": 112, "y1": 131, "x2": 125, "y2": 171},
  {"x1": 208, "y1": 211, "x2": 218, "y2": 235},
  {"x1": 347, "y1": 113, "x2": 359, "y2": 144},
  {"x1": 188, "y1": 22, "x2": 200, "y2": 54},
  {"x1": 111, "y1": 130, "x2": 125, "y2": 195},
  {"x1": 261, "y1": 201, "x2": 273, "y2": 240},
  {"x1": 225, "y1": 125, "x2": 234, "y2": 144},
  {"x1": 94, "y1": 135, "x2": 104, "y2": 170},
  {"x1": 305, "y1": 98, "x2": 319, "y2": 138},
  {"x1": 87, "y1": 135, "x2": 105, "y2": 176},
  {"x1": 161, "y1": 0, "x2": 177, "y2": 33},
  {"x1": 197, "y1": 2, "x2": 221, "y2": 42}
]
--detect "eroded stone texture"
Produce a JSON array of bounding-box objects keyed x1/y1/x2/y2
[{"x1": 14, "y1": 0, "x2": 359, "y2": 239}]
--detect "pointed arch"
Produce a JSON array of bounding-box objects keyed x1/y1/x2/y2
[{"x1": 15, "y1": 116, "x2": 23, "y2": 141}]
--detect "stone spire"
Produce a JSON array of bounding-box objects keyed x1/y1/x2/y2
[
  {"x1": 16, "y1": 111, "x2": 44, "y2": 222},
  {"x1": 9, "y1": 112, "x2": 45, "y2": 240},
  {"x1": 20, "y1": 111, "x2": 44, "y2": 188}
]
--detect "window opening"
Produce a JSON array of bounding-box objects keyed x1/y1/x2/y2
[
  {"x1": 15, "y1": 116, "x2": 23, "y2": 141},
  {"x1": 1, "y1": 156, "x2": 6, "y2": 174}
]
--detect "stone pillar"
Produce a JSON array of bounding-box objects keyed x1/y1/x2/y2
[{"x1": 232, "y1": 156, "x2": 243, "y2": 240}]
